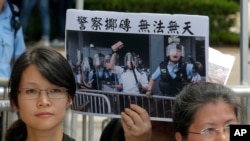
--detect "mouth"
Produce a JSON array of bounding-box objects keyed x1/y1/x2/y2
[{"x1": 35, "y1": 112, "x2": 53, "y2": 118}]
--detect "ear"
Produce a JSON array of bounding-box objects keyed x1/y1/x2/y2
[
  {"x1": 175, "y1": 132, "x2": 183, "y2": 141},
  {"x1": 66, "y1": 97, "x2": 73, "y2": 108}
]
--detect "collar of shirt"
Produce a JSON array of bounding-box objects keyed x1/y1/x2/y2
[
  {"x1": 167, "y1": 61, "x2": 179, "y2": 68},
  {"x1": 167, "y1": 61, "x2": 179, "y2": 78}
]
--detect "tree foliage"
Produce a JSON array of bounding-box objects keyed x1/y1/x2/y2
[{"x1": 84, "y1": 0, "x2": 240, "y2": 46}]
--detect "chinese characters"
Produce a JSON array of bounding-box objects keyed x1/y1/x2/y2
[{"x1": 77, "y1": 16, "x2": 194, "y2": 35}]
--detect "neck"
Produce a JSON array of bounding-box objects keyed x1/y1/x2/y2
[
  {"x1": 169, "y1": 61, "x2": 177, "y2": 66},
  {"x1": 26, "y1": 126, "x2": 64, "y2": 141}
]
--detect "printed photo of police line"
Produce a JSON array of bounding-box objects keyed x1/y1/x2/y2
[
  {"x1": 146, "y1": 36, "x2": 204, "y2": 117},
  {"x1": 72, "y1": 41, "x2": 150, "y2": 116},
  {"x1": 147, "y1": 36, "x2": 203, "y2": 97},
  {"x1": 71, "y1": 35, "x2": 205, "y2": 119}
]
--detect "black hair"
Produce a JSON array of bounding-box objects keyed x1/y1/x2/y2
[
  {"x1": 100, "y1": 119, "x2": 176, "y2": 141},
  {"x1": 100, "y1": 119, "x2": 125, "y2": 141},
  {"x1": 5, "y1": 47, "x2": 76, "y2": 141}
]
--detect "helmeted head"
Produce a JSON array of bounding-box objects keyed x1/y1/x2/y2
[
  {"x1": 93, "y1": 53, "x2": 104, "y2": 68},
  {"x1": 104, "y1": 54, "x2": 112, "y2": 69},
  {"x1": 104, "y1": 54, "x2": 111, "y2": 64},
  {"x1": 81, "y1": 57, "x2": 93, "y2": 72},
  {"x1": 166, "y1": 42, "x2": 185, "y2": 62},
  {"x1": 124, "y1": 52, "x2": 137, "y2": 69}
]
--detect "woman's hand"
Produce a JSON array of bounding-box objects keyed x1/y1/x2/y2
[{"x1": 121, "y1": 104, "x2": 152, "y2": 141}]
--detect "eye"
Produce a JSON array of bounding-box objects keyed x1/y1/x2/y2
[
  {"x1": 25, "y1": 88, "x2": 38, "y2": 95},
  {"x1": 202, "y1": 128, "x2": 215, "y2": 134},
  {"x1": 49, "y1": 88, "x2": 63, "y2": 93}
]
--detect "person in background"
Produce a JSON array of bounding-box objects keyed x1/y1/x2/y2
[
  {"x1": 88, "y1": 53, "x2": 105, "y2": 90},
  {"x1": 5, "y1": 47, "x2": 76, "y2": 141},
  {"x1": 0, "y1": 0, "x2": 26, "y2": 78},
  {"x1": 0, "y1": 0, "x2": 26, "y2": 140},
  {"x1": 51, "y1": 0, "x2": 74, "y2": 47},
  {"x1": 78, "y1": 57, "x2": 93, "y2": 89},
  {"x1": 173, "y1": 82, "x2": 243, "y2": 141},
  {"x1": 21, "y1": 0, "x2": 50, "y2": 47}
]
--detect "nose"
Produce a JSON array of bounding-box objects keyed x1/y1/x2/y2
[{"x1": 37, "y1": 91, "x2": 51, "y2": 107}]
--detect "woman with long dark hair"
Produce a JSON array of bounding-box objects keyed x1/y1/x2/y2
[{"x1": 5, "y1": 47, "x2": 76, "y2": 141}]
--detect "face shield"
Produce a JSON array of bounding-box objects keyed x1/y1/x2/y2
[
  {"x1": 93, "y1": 53, "x2": 104, "y2": 68},
  {"x1": 166, "y1": 42, "x2": 185, "y2": 57},
  {"x1": 104, "y1": 54, "x2": 111, "y2": 64},
  {"x1": 81, "y1": 57, "x2": 91, "y2": 72},
  {"x1": 124, "y1": 52, "x2": 137, "y2": 68}
]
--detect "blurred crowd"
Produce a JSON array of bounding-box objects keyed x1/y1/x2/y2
[{"x1": 13, "y1": 0, "x2": 75, "y2": 47}]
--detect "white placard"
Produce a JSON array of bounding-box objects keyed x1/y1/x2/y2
[{"x1": 66, "y1": 9, "x2": 209, "y2": 121}]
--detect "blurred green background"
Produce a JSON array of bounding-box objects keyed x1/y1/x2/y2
[{"x1": 26, "y1": 0, "x2": 240, "y2": 47}]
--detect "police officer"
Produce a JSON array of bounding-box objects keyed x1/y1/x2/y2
[
  {"x1": 78, "y1": 57, "x2": 93, "y2": 89},
  {"x1": 103, "y1": 54, "x2": 122, "y2": 114},
  {"x1": 0, "y1": 1, "x2": 26, "y2": 140},
  {"x1": 88, "y1": 53, "x2": 105, "y2": 90},
  {"x1": 146, "y1": 41, "x2": 202, "y2": 98},
  {"x1": 120, "y1": 52, "x2": 149, "y2": 93},
  {"x1": 109, "y1": 52, "x2": 149, "y2": 111},
  {"x1": 102, "y1": 54, "x2": 120, "y2": 92}
]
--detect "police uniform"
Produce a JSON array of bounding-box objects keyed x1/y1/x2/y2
[
  {"x1": 120, "y1": 68, "x2": 148, "y2": 93},
  {"x1": 151, "y1": 60, "x2": 200, "y2": 96},
  {"x1": 88, "y1": 65, "x2": 122, "y2": 114},
  {"x1": 115, "y1": 66, "x2": 148, "y2": 112},
  {"x1": 0, "y1": 1, "x2": 25, "y2": 78},
  {"x1": 151, "y1": 40, "x2": 201, "y2": 97}
]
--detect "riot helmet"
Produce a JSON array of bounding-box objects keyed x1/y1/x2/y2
[
  {"x1": 104, "y1": 54, "x2": 112, "y2": 69},
  {"x1": 166, "y1": 42, "x2": 184, "y2": 62},
  {"x1": 166, "y1": 42, "x2": 185, "y2": 57},
  {"x1": 93, "y1": 53, "x2": 105, "y2": 68},
  {"x1": 124, "y1": 52, "x2": 138, "y2": 69},
  {"x1": 81, "y1": 57, "x2": 92, "y2": 72},
  {"x1": 104, "y1": 54, "x2": 111, "y2": 64}
]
